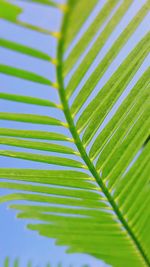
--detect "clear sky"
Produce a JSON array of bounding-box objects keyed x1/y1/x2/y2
[{"x1": 0, "y1": 0, "x2": 149, "y2": 266}]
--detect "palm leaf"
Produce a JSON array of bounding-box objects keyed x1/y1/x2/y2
[{"x1": 0, "y1": 0, "x2": 149, "y2": 266}]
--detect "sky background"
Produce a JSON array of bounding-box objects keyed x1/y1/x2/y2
[{"x1": 0, "y1": 0, "x2": 149, "y2": 266}]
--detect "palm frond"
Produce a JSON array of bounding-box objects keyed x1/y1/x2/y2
[{"x1": 0, "y1": 0, "x2": 149, "y2": 266}]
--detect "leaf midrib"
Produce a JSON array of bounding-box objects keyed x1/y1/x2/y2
[{"x1": 56, "y1": 2, "x2": 150, "y2": 267}]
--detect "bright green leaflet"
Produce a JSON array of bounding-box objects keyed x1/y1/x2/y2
[
  {"x1": 0, "y1": 0, "x2": 150, "y2": 266},
  {"x1": 0, "y1": 39, "x2": 52, "y2": 61}
]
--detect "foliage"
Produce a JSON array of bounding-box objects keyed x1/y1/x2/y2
[
  {"x1": 3, "y1": 257, "x2": 87, "y2": 267},
  {"x1": 0, "y1": 0, "x2": 150, "y2": 266}
]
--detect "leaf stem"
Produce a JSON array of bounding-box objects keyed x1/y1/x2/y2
[{"x1": 56, "y1": 2, "x2": 150, "y2": 266}]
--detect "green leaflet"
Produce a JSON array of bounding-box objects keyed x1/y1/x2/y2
[
  {"x1": 4, "y1": 257, "x2": 9, "y2": 267},
  {"x1": 10, "y1": 204, "x2": 109, "y2": 218},
  {"x1": 0, "y1": 0, "x2": 22, "y2": 22},
  {"x1": 0, "y1": 65, "x2": 52, "y2": 86},
  {"x1": 14, "y1": 259, "x2": 19, "y2": 267},
  {"x1": 0, "y1": 39, "x2": 51, "y2": 61},
  {"x1": 14, "y1": 21, "x2": 55, "y2": 36},
  {"x1": 0, "y1": 137, "x2": 77, "y2": 155},
  {"x1": 0, "y1": 113, "x2": 64, "y2": 126},
  {"x1": 17, "y1": 0, "x2": 59, "y2": 8},
  {"x1": 0, "y1": 181, "x2": 99, "y2": 200},
  {"x1": 64, "y1": 0, "x2": 99, "y2": 49},
  {"x1": 0, "y1": 150, "x2": 84, "y2": 168},
  {"x1": 0, "y1": 168, "x2": 91, "y2": 179},
  {"x1": 0, "y1": 128, "x2": 71, "y2": 141},
  {"x1": 0, "y1": 169, "x2": 94, "y2": 189},
  {"x1": 0, "y1": 193, "x2": 105, "y2": 209},
  {"x1": 0, "y1": 93, "x2": 57, "y2": 108},
  {"x1": 19, "y1": 213, "x2": 116, "y2": 228}
]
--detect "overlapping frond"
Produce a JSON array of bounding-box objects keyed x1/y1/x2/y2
[{"x1": 0, "y1": 0, "x2": 149, "y2": 266}]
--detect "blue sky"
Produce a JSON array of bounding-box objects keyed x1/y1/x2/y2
[{"x1": 0, "y1": 0, "x2": 149, "y2": 266}]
